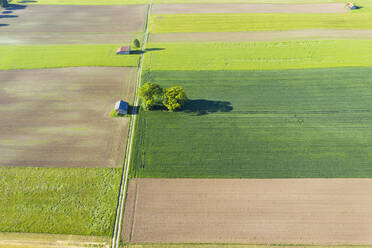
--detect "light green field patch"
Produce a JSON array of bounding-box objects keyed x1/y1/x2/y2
[
  {"x1": 145, "y1": 40, "x2": 372, "y2": 71},
  {"x1": 0, "y1": 167, "x2": 121, "y2": 236},
  {"x1": 0, "y1": 45, "x2": 139, "y2": 70},
  {"x1": 150, "y1": 11, "x2": 372, "y2": 33},
  {"x1": 0, "y1": 138, "x2": 46, "y2": 146},
  {"x1": 30, "y1": 126, "x2": 100, "y2": 136}
]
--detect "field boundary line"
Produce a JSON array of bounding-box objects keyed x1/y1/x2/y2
[{"x1": 111, "y1": 2, "x2": 152, "y2": 248}]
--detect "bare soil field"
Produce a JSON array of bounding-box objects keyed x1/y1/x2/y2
[
  {"x1": 123, "y1": 178, "x2": 372, "y2": 245},
  {"x1": 0, "y1": 67, "x2": 136, "y2": 168},
  {"x1": 151, "y1": 3, "x2": 348, "y2": 14},
  {"x1": 0, "y1": 32, "x2": 140, "y2": 45},
  {"x1": 0, "y1": 5, "x2": 146, "y2": 44},
  {"x1": 149, "y1": 29, "x2": 372, "y2": 42}
]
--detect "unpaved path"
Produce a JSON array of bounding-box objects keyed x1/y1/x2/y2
[
  {"x1": 123, "y1": 178, "x2": 372, "y2": 245},
  {"x1": 111, "y1": 3, "x2": 152, "y2": 248},
  {"x1": 149, "y1": 30, "x2": 372, "y2": 42},
  {"x1": 152, "y1": 3, "x2": 348, "y2": 14}
]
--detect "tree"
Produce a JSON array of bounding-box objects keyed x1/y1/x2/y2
[
  {"x1": 133, "y1": 38, "x2": 141, "y2": 49},
  {"x1": 162, "y1": 86, "x2": 188, "y2": 112},
  {"x1": 0, "y1": 0, "x2": 9, "y2": 8},
  {"x1": 138, "y1": 82, "x2": 163, "y2": 110}
]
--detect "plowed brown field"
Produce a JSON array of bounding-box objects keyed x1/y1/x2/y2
[
  {"x1": 0, "y1": 67, "x2": 136, "y2": 168},
  {"x1": 0, "y1": 5, "x2": 146, "y2": 44},
  {"x1": 123, "y1": 179, "x2": 372, "y2": 245}
]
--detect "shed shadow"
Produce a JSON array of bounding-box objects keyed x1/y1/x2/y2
[
  {"x1": 184, "y1": 99, "x2": 233, "y2": 116},
  {"x1": 130, "y1": 48, "x2": 165, "y2": 54},
  {"x1": 0, "y1": 24, "x2": 9, "y2": 27}
]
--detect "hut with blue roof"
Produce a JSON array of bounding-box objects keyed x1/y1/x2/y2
[{"x1": 115, "y1": 100, "x2": 129, "y2": 115}]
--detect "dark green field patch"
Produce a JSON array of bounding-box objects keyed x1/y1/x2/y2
[
  {"x1": 130, "y1": 68, "x2": 372, "y2": 178},
  {"x1": 0, "y1": 167, "x2": 121, "y2": 236}
]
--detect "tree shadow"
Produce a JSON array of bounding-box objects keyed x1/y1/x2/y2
[
  {"x1": 130, "y1": 48, "x2": 165, "y2": 54},
  {"x1": 129, "y1": 105, "x2": 140, "y2": 115},
  {"x1": 184, "y1": 99, "x2": 233, "y2": 116},
  {"x1": 140, "y1": 99, "x2": 233, "y2": 115},
  {"x1": 146, "y1": 48, "x2": 165, "y2": 51},
  {"x1": 5, "y1": 4, "x2": 27, "y2": 10},
  {"x1": 0, "y1": 4, "x2": 27, "y2": 28},
  {"x1": 0, "y1": 15, "x2": 18, "y2": 18}
]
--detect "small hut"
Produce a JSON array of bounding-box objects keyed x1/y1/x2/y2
[
  {"x1": 346, "y1": 2, "x2": 360, "y2": 9},
  {"x1": 116, "y1": 46, "x2": 130, "y2": 55},
  {"x1": 115, "y1": 100, "x2": 129, "y2": 115}
]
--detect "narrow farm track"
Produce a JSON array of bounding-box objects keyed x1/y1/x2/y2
[{"x1": 110, "y1": 2, "x2": 152, "y2": 248}]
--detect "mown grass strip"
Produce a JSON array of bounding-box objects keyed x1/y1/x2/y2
[
  {"x1": 0, "y1": 45, "x2": 139, "y2": 70},
  {"x1": 150, "y1": 11, "x2": 372, "y2": 33},
  {"x1": 0, "y1": 232, "x2": 110, "y2": 248},
  {"x1": 0, "y1": 167, "x2": 121, "y2": 236},
  {"x1": 130, "y1": 68, "x2": 372, "y2": 178},
  {"x1": 145, "y1": 40, "x2": 372, "y2": 71}
]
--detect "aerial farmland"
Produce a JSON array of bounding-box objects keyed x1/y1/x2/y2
[{"x1": 2, "y1": 0, "x2": 372, "y2": 247}]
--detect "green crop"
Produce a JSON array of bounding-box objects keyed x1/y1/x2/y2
[
  {"x1": 0, "y1": 45, "x2": 139, "y2": 70},
  {"x1": 144, "y1": 40, "x2": 372, "y2": 71},
  {"x1": 131, "y1": 68, "x2": 372, "y2": 178},
  {"x1": 0, "y1": 167, "x2": 121, "y2": 236}
]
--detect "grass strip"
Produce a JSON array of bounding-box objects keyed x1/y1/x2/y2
[
  {"x1": 0, "y1": 45, "x2": 139, "y2": 70},
  {"x1": 145, "y1": 40, "x2": 372, "y2": 71},
  {"x1": 150, "y1": 11, "x2": 372, "y2": 33},
  {"x1": 0, "y1": 232, "x2": 110, "y2": 248}
]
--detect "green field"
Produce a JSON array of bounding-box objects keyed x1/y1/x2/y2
[
  {"x1": 0, "y1": 45, "x2": 139, "y2": 70},
  {"x1": 145, "y1": 41, "x2": 372, "y2": 71},
  {"x1": 130, "y1": 68, "x2": 372, "y2": 178},
  {"x1": 0, "y1": 167, "x2": 121, "y2": 236},
  {"x1": 150, "y1": 12, "x2": 372, "y2": 33}
]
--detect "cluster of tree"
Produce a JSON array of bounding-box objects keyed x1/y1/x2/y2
[
  {"x1": 139, "y1": 82, "x2": 188, "y2": 112},
  {"x1": 1, "y1": 0, "x2": 9, "y2": 8}
]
